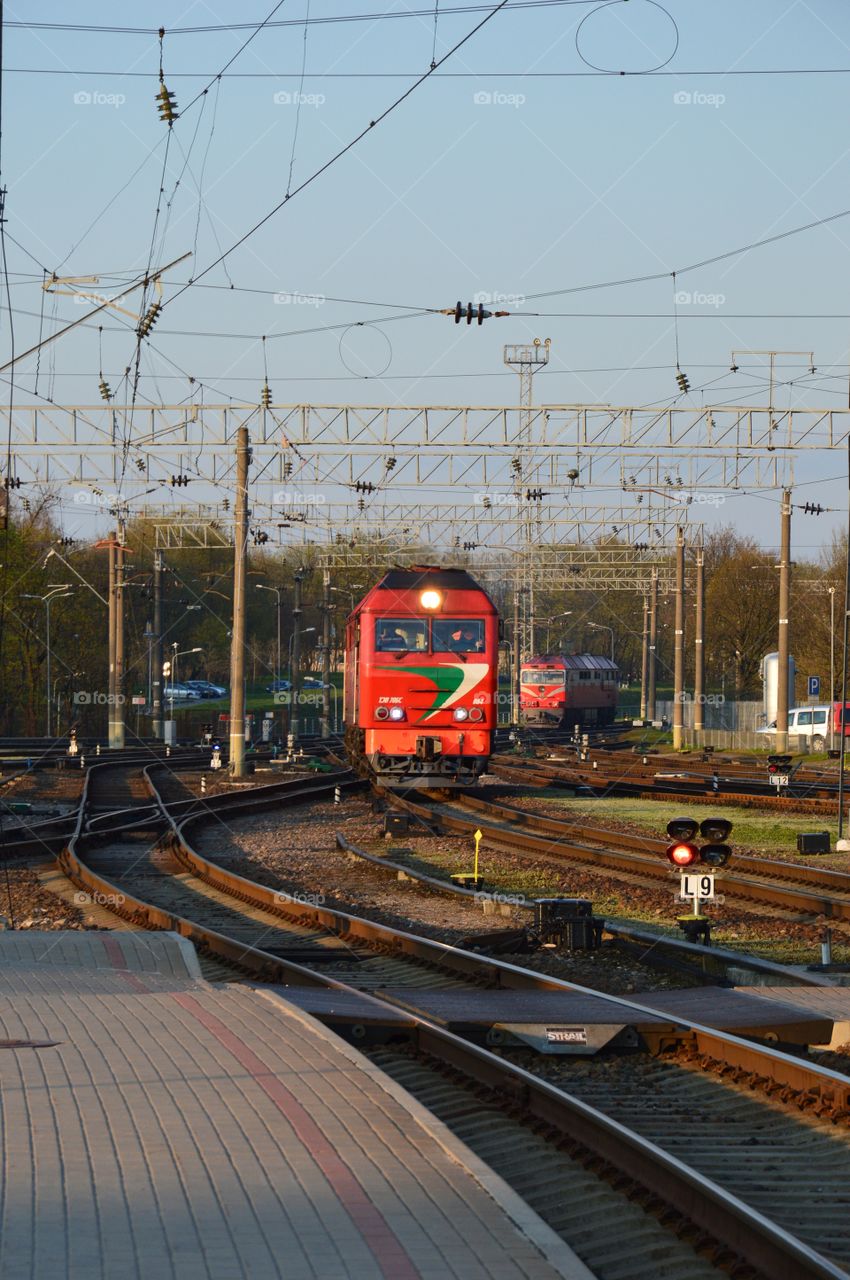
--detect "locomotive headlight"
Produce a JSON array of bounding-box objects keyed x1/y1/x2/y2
[
  {"x1": 453, "y1": 707, "x2": 469, "y2": 721},
  {"x1": 420, "y1": 589, "x2": 442, "y2": 609},
  {"x1": 388, "y1": 706, "x2": 406, "y2": 721},
  {"x1": 468, "y1": 707, "x2": 483, "y2": 722},
  {"x1": 374, "y1": 706, "x2": 390, "y2": 720}
]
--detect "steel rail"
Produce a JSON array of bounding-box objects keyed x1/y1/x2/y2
[
  {"x1": 50, "y1": 756, "x2": 850, "y2": 1279},
  {"x1": 387, "y1": 790, "x2": 850, "y2": 926}
]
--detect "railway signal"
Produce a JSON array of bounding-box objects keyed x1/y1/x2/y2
[
  {"x1": 767, "y1": 753, "x2": 793, "y2": 790},
  {"x1": 665, "y1": 816, "x2": 734, "y2": 867},
  {"x1": 665, "y1": 817, "x2": 700, "y2": 866}
]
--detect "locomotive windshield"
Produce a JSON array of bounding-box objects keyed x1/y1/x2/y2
[
  {"x1": 521, "y1": 668, "x2": 565, "y2": 685},
  {"x1": 432, "y1": 619, "x2": 485, "y2": 653},
  {"x1": 375, "y1": 619, "x2": 428, "y2": 651}
]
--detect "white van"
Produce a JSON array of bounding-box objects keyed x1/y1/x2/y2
[{"x1": 756, "y1": 705, "x2": 831, "y2": 751}]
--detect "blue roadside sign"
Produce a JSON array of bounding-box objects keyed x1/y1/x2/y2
[{"x1": 808, "y1": 675, "x2": 820, "y2": 698}]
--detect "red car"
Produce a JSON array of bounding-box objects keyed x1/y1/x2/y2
[
  {"x1": 520, "y1": 654, "x2": 618, "y2": 728},
  {"x1": 344, "y1": 566, "x2": 499, "y2": 786}
]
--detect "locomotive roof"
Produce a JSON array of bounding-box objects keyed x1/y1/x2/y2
[
  {"x1": 524, "y1": 654, "x2": 618, "y2": 672},
  {"x1": 377, "y1": 567, "x2": 487, "y2": 592}
]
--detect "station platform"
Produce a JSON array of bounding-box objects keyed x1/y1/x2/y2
[{"x1": 0, "y1": 932, "x2": 584, "y2": 1280}]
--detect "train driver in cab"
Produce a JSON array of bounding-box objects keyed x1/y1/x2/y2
[{"x1": 448, "y1": 623, "x2": 484, "y2": 653}]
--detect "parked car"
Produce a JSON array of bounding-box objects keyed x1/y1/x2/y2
[
  {"x1": 185, "y1": 680, "x2": 226, "y2": 698},
  {"x1": 301, "y1": 677, "x2": 323, "y2": 689},
  {"x1": 164, "y1": 683, "x2": 202, "y2": 702},
  {"x1": 756, "y1": 703, "x2": 850, "y2": 751},
  {"x1": 265, "y1": 679, "x2": 292, "y2": 693}
]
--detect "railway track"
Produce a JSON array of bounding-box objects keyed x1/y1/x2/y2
[
  {"x1": 382, "y1": 788, "x2": 850, "y2": 937},
  {"x1": 40, "y1": 755, "x2": 850, "y2": 1278},
  {"x1": 489, "y1": 752, "x2": 844, "y2": 812}
]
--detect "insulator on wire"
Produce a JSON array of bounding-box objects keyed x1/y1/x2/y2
[
  {"x1": 156, "y1": 82, "x2": 179, "y2": 124},
  {"x1": 354, "y1": 481, "x2": 375, "y2": 494},
  {"x1": 260, "y1": 383, "x2": 272, "y2": 408},
  {"x1": 803, "y1": 502, "x2": 824, "y2": 515},
  {"x1": 137, "y1": 301, "x2": 162, "y2": 338},
  {"x1": 675, "y1": 369, "x2": 690, "y2": 393},
  {"x1": 98, "y1": 378, "x2": 112, "y2": 402},
  {"x1": 170, "y1": 474, "x2": 190, "y2": 488}
]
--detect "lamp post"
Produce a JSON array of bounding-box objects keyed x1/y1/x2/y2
[
  {"x1": 544, "y1": 612, "x2": 572, "y2": 651},
  {"x1": 256, "y1": 584, "x2": 284, "y2": 690},
  {"x1": 289, "y1": 626, "x2": 316, "y2": 743},
  {"x1": 22, "y1": 586, "x2": 74, "y2": 736},
  {"x1": 588, "y1": 622, "x2": 615, "y2": 664},
  {"x1": 169, "y1": 645, "x2": 203, "y2": 714},
  {"x1": 329, "y1": 584, "x2": 364, "y2": 611}
]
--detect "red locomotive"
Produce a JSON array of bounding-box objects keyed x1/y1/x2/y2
[
  {"x1": 520, "y1": 654, "x2": 618, "y2": 728},
  {"x1": 343, "y1": 567, "x2": 499, "y2": 786}
]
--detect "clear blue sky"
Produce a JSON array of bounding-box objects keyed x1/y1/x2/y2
[{"x1": 3, "y1": 0, "x2": 850, "y2": 551}]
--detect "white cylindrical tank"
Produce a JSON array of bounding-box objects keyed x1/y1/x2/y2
[{"x1": 761, "y1": 652, "x2": 796, "y2": 723}]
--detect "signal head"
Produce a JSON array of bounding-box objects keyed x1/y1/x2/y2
[
  {"x1": 700, "y1": 817, "x2": 732, "y2": 842},
  {"x1": 667, "y1": 817, "x2": 699, "y2": 841},
  {"x1": 700, "y1": 843, "x2": 731, "y2": 868},
  {"x1": 667, "y1": 841, "x2": 700, "y2": 867}
]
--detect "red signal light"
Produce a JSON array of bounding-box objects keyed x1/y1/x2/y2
[{"x1": 667, "y1": 841, "x2": 700, "y2": 867}]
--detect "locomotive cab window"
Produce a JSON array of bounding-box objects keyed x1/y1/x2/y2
[
  {"x1": 375, "y1": 619, "x2": 428, "y2": 651},
  {"x1": 521, "y1": 669, "x2": 564, "y2": 685},
  {"x1": 432, "y1": 619, "x2": 485, "y2": 652}
]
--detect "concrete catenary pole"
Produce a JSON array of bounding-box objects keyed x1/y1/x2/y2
[
  {"x1": 321, "y1": 569, "x2": 332, "y2": 737},
  {"x1": 672, "y1": 528, "x2": 686, "y2": 750},
  {"x1": 229, "y1": 427, "x2": 250, "y2": 776},
  {"x1": 114, "y1": 526, "x2": 125, "y2": 749},
  {"x1": 694, "y1": 545, "x2": 705, "y2": 733},
  {"x1": 776, "y1": 489, "x2": 793, "y2": 754},
  {"x1": 647, "y1": 567, "x2": 658, "y2": 722},
  {"x1": 152, "y1": 550, "x2": 163, "y2": 738},
  {"x1": 640, "y1": 592, "x2": 649, "y2": 721},
  {"x1": 291, "y1": 569, "x2": 304, "y2": 744},
  {"x1": 513, "y1": 588, "x2": 521, "y2": 727},
  {"x1": 107, "y1": 534, "x2": 117, "y2": 746}
]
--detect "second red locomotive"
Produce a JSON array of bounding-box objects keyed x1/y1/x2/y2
[
  {"x1": 343, "y1": 567, "x2": 499, "y2": 786},
  {"x1": 520, "y1": 654, "x2": 618, "y2": 728}
]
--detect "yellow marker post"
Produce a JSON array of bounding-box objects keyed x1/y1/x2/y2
[{"x1": 451, "y1": 828, "x2": 484, "y2": 889}]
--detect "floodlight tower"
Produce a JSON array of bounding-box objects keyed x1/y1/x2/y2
[{"x1": 503, "y1": 338, "x2": 551, "y2": 660}]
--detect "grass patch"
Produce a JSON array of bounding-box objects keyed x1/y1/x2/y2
[{"x1": 539, "y1": 794, "x2": 840, "y2": 857}]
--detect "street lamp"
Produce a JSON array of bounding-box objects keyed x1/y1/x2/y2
[
  {"x1": 22, "y1": 585, "x2": 73, "y2": 736},
  {"x1": 289, "y1": 626, "x2": 316, "y2": 743},
  {"x1": 330, "y1": 584, "x2": 364, "y2": 611},
  {"x1": 256, "y1": 584, "x2": 284, "y2": 689},
  {"x1": 588, "y1": 622, "x2": 615, "y2": 664},
  {"x1": 168, "y1": 645, "x2": 203, "y2": 713},
  {"x1": 544, "y1": 611, "x2": 572, "y2": 651}
]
